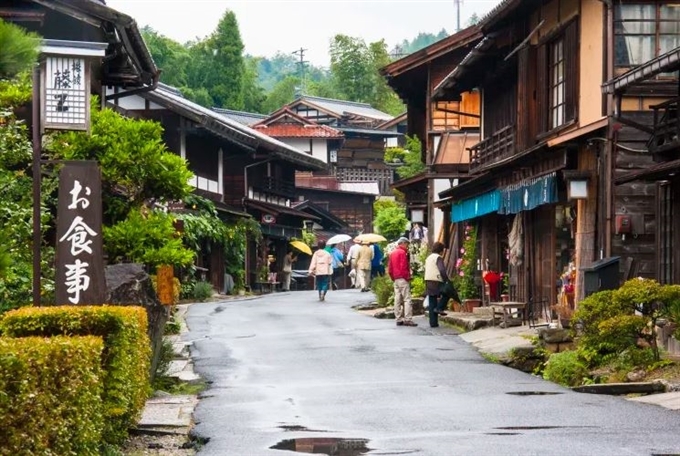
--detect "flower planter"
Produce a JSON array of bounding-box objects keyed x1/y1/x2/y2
[
  {"x1": 463, "y1": 298, "x2": 482, "y2": 312},
  {"x1": 500, "y1": 294, "x2": 510, "y2": 302}
]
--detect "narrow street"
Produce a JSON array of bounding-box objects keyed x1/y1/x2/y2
[{"x1": 186, "y1": 290, "x2": 680, "y2": 456}]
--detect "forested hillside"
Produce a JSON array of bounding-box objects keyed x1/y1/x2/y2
[{"x1": 141, "y1": 10, "x2": 455, "y2": 116}]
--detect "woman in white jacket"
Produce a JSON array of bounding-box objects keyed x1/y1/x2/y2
[{"x1": 424, "y1": 242, "x2": 457, "y2": 327}]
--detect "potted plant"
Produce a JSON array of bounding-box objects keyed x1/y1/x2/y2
[
  {"x1": 500, "y1": 272, "x2": 510, "y2": 302},
  {"x1": 454, "y1": 223, "x2": 481, "y2": 312}
]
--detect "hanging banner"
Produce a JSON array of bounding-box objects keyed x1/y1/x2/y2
[
  {"x1": 451, "y1": 190, "x2": 501, "y2": 223},
  {"x1": 55, "y1": 161, "x2": 106, "y2": 305},
  {"x1": 499, "y1": 172, "x2": 558, "y2": 214}
]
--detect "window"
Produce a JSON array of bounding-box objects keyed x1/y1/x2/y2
[
  {"x1": 549, "y1": 38, "x2": 566, "y2": 129},
  {"x1": 615, "y1": 3, "x2": 680, "y2": 67}
]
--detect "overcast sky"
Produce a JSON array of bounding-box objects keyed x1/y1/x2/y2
[{"x1": 106, "y1": 0, "x2": 498, "y2": 67}]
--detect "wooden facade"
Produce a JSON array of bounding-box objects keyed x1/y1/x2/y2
[{"x1": 113, "y1": 85, "x2": 327, "y2": 291}]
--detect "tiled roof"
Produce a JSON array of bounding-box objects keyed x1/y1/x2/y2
[
  {"x1": 295, "y1": 95, "x2": 394, "y2": 122},
  {"x1": 212, "y1": 107, "x2": 267, "y2": 126},
  {"x1": 254, "y1": 123, "x2": 343, "y2": 139},
  {"x1": 295, "y1": 174, "x2": 380, "y2": 196}
]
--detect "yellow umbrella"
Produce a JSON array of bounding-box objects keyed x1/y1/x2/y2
[
  {"x1": 354, "y1": 233, "x2": 387, "y2": 243},
  {"x1": 290, "y1": 240, "x2": 312, "y2": 255}
]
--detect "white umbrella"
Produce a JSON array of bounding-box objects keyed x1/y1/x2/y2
[{"x1": 326, "y1": 234, "x2": 352, "y2": 245}]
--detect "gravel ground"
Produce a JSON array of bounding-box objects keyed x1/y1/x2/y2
[{"x1": 120, "y1": 433, "x2": 197, "y2": 456}]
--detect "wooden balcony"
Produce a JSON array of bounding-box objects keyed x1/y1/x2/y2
[
  {"x1": 252, "y1": 176, "x2": 296, "y2": 199},
  {"x1": 469, "y1": 125, "x2": 516, "y2": 172},
  {"x1": 648, "y1": 98, "x2": 680, "y2": 159}
]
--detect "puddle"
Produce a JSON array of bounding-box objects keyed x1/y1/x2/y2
[
  {"x1": 506, "y1": 391, "x2": 564, "y2": 396},
  {"x1": 278, "y1": 425, "x2": 328, "y2": 433},
  {"x1": 271, "y1": 437, "x2": 371, "y2": 455},
  {"x1": 485, "y1": 432, "x2": 522, "y2": 435}
]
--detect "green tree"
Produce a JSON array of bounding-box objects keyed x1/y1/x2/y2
[
  {"x1": 368, "y1": 40, "x2": 405, "y2": 115},
  {"x1": 329, "y1": 34, "x2": 374, "y2": 103},
  {"x1": 262, "y1": 75, "x2": 299, "y2": 114},
  {"x1": 195, "y1": 10, "x2": 246, "y2": 109},
  {"x1": 395, "y1": 135, "x2": 426, "y2": 180},
  {"x1": 0, "y1": 19, "x2": 39, "y2": 79},
  {"x1": 467, "y1": 13, "x2": 481, "y2": 26},
  {"x1": 374, "y1": 200, "x2": 408, "y2": 241},
  {"x1": 242, "y1": 56, "x2": 265, "y2": 112},
  {"x1": 141, "y1": 26, "x2": 190, "y2": 88}
]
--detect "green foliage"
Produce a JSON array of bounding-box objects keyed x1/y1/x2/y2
[
  {"x1": 193, "y1": 281, "x2": 214, "y2": 302},
  {"x1": 395, "y1": 135, "x2": 426, "y2": 180},
  {"x1": 104, "y1": 209, "x2": 194, "y2": 268},
  {"x1": 0, "y1": 78, "x2": 56, "y2": 309},
  {"x1": 411, "y1": 276, "x2": 425, "y2": 298},
  {"x1": 0, "y1": 336, "x2": 104, "y2": 455},
  {"x1": 0, "y1": 70, "x2": 32, "y2": 107},
  {"x1": 453, "y1": 223, "x2": 479, "y2": 300},
  {"x1": 141, "y1": 26, "x2": 191, "y2": 88},
  {"x1": 542, "y1": 350, "x2": 590, "y2": 387},
  {"x1": 0, "y1": 19, "x2": 39, "y2": 80},
  {"x1": 0, "y1": 306, "x2": 151, "y2": 445},
  {"x1": 374, "y1": 204, "x2": 408, "y2": 242},
  {"x1": 48, "y1": 104, "x2": 193, "y2": 221},
  {"x1": 370, "y1": 274, "x2": 394, "y2": 307}
]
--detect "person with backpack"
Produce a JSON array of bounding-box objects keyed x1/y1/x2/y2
[
  {"x1": 308, "y1": 240, "x2": 333, "y2": 301},
  {"x1": 424, "y1": 241, "x2": 459, "y2": 328}
]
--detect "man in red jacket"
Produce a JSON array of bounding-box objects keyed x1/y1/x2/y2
[{"x1": 388, "y1": 237, "x2": 417, "y2": 327}]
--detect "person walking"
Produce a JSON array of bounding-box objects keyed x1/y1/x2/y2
[
  {"x1": 346, "y1": 239, "x2": 362, "y2": 288},
  {"x1": 329, "y1": 243, "x2": 345, "y2": 290},
  {"x1": 356, "y1": 241, "x2": 374, "y2": 292},
  {"x1": 388, "y1": 237, "x2": 417, "y2": 326},
  {"x1": 308, "y1": 240, "x2": 333, "y2": 301},
  {"x1": 424, "y1": 241, "x2": 458, "y2": 328},
  {"x1": 370, "y1": 242, "x2": 384, "y2": 280},
  {"x1": 280, "y1": 249, "x2": 297, "y2": 291}
]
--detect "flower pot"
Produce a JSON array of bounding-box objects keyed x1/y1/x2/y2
[
  {"x1": 500, "y1": 294, "x2": 510, "y2": 302},
  {"x1": 463, "y1": 299, "x2": 482, "y2": 312}
]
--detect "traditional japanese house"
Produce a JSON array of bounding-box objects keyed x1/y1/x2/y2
[
  {"x1": 110, "y1": 84, "x2": 327, "y2": 291},
  {"x1": 251, "y1": 107, "x2": 345, "y2": 165},
  {"x1": 285, "y1": 95, "x2": 399, "y2": 195},
  {"x1": 212, "y1": 107, "x2": 267, "y2": 126},
  {"x1": 379, "y1": 112, "x2": 408, "y2": 148},
  {"x1": 380, "y1": 26, "x2": 482, "y2": 248},
  {"x1": 605, "y1": 46, "x2": 680, "y2": 284},
  {"x1": 294, "y1": 173, "x2": 379, "y2": 236},
  {"x1": 428, "y1": 0, "x2": 646, "y2": 310}
]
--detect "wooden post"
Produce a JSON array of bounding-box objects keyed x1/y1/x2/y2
[{"x1": 575, "y1": 145, "x2": 598, "y2": 303}]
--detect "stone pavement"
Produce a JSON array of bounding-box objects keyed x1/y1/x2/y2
[{"x1": 134, "y1": 300, "x2": 680, "y2": 438}]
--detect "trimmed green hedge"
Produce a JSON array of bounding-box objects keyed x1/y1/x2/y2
[
  {"x1": 0, "y1": 336, "x2": 104, "y2": 455},
  {"x1": 0, "y1": 305, "x2": 151, "y2": 444}
]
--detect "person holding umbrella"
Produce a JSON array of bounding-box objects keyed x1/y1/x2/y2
[{"x1": 308, "y1": 240, "x2": 333, "y2": 301}]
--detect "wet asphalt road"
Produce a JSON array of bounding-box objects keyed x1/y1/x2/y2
[{"x1": 185, "y1": 289, "x2": 680, "y2": 456}]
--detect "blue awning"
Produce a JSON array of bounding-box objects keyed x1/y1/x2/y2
[
  {"x1": 451, "y1": 190, "x2": 501, "y2": 223},
  {"x1": 499, "y1": 172, "x2": 558, "y2": 214}
]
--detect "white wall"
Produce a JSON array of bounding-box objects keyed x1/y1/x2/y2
[
  {"x1": 433, "y1": 178, "x2": 451, "y2": 243},
  {"x1": 278, "y1": 138, "x2": 329, "y2": 163},
  {"x1": 103, "y1": 89, "x2": 163, "y2": 110}
]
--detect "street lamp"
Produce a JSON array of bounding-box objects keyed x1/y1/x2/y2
[
  {"x1": 563, "y1": 170, "x2": 592, "y2": 200},
  {"x1": 32, "y1": 39, "x2": 107, "y2": 306}
]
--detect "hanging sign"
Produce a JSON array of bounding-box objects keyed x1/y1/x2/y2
[{"x1": 55, "y1": 161, "x2": 106, "y2": 305}]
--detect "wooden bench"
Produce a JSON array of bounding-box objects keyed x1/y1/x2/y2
[{"x1": 490, "y1": 302, "x2": 528, "y2": 328}]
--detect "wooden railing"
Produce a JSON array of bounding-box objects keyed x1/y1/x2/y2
[
  {"x1": 252, "y1": 176, "x2": 296, "y2": 198},
  {"x1": 648, "y1": 98, "x2": 680, "y2": 157},
  {"x1": 469, "y1": 125, "x2": 516, "y2": 172}
]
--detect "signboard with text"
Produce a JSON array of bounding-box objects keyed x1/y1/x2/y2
[
  {"x1": 55, "y1": 162, "x2": 106, "y2": 305},
  {"x1": 42, "y1": 56, "x2": 90, "y2": 131}
]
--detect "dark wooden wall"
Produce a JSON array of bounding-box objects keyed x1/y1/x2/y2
[
  {"x1": 296, "y1": 188, "x2": 374, "y2": 235},
  {"x1": 612, "y1": 111, "x2": 657, "y2": 279}
]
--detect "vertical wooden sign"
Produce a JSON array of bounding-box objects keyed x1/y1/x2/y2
[{"x1": 55, "y1": 161, "x2": 106, "y2": 305}]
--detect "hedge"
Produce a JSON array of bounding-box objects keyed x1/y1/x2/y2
[
  {"x1": 0, "y1": 336, "x2": 104, "y2": 455},
  {"x1": 0, "y1": 305, "x2": 151, "y2": 445}
]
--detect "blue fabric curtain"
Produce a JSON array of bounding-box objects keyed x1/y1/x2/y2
[
  {"x1": 499, "y1": 172, "x2": 558, "y2": 215},
  {"x1": 451, "y1": 190, "x2": 501, "y2": 223}
]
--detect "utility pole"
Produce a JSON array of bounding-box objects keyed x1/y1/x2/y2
[
  {"x1": 292, "y1": 47, "x2": 308, "y2": 97},
  {"x1": 454, "y1": 0, "x2": 462, "y2": 32}
]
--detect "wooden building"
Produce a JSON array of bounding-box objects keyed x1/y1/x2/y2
[
  {"x1": 381, "y1": 26, "x2": 482, "y2": 248},
  {"x1": 286, "y1": 95, "x2": 399, "y2": 195},
  {"x1": 110, "y1": 84, "x2": 327, "y2": 291},
  {"x1": 606, "y1": 47, "x2": 680, "y2": 284}
]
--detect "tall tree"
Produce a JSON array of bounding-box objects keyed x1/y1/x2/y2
[
  {"x1": 141, "y1": 26, "x2": 190, "y2": 88},
  {"x1": 195, "y1": 10, "x2": 246, "y2": 109},
  {"x1": 329, "y1": 35, "x2": 374, "y2": 103},
  {"x1": 242, "y1": 56, "x2": 265, "y2": 112},
  {"x1": 369, "y1": 40, "x2": 405, "y2": 115},
  {"x1": 467, "y1": 13, "x2": 481, "y2": 26},
  {"x1": 0, "y1": 19, "x2": 39, "y2": 79}
]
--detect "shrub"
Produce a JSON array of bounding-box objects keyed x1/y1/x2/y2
[
  {"x1": 371, "y1": 275, "x2": 394, "y2": 307},
  {"x1": 410, "y1": 276, "x2": 425, "y2": 298},
  {"x1": 193, "y1": 281, "x2": 214, "y2": 302},
  {"x1": 0, "y1": 306, "x2": 151, "y2": 445},
  {"x1": 543, "y1": 350, "x2": 590, "y2": 387},
  {"x1": 0, "y1": 336, "x2": 104, "y2": 455}
]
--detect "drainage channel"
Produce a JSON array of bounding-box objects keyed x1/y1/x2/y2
[{"x1": 270, "y1": 437, "x2": 371, "y2": 455}]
